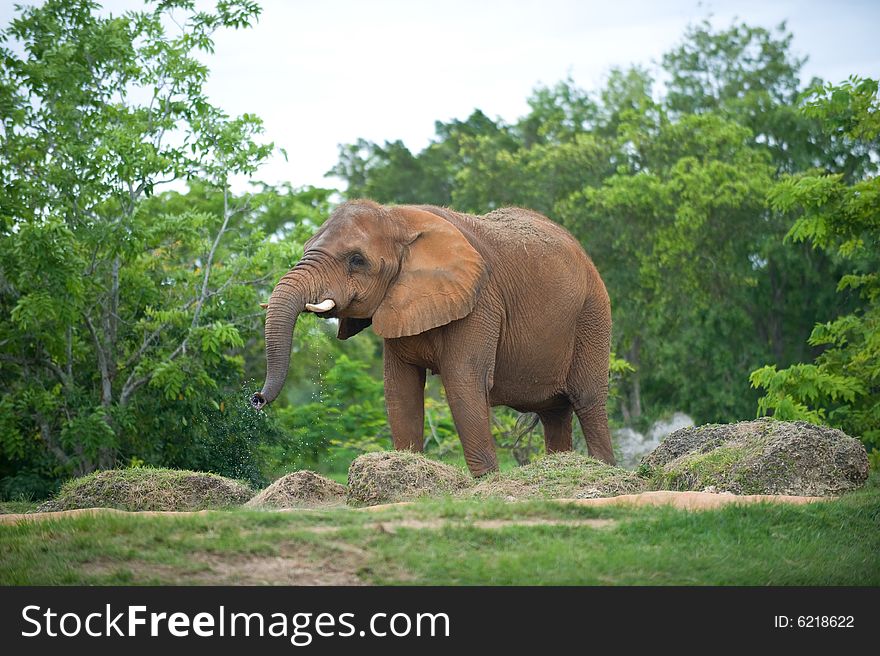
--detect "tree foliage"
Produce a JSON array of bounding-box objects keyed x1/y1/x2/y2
[
  {"x1": 0, "y1": 0, "x2": 333, "y2": 495},
  {"x1": 751, "y1": 77, "x2": 880, "y2": 459},
  {"x1": 330, "y1": 20, "x2": 869, "y2": 440},
  {"x1": 3, "y1": 7, "x2": 878, "y2": 496}
]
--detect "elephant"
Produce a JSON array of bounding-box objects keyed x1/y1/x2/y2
[{"x1": 251, "y1": 200, "x2": 613, "y2": 476}]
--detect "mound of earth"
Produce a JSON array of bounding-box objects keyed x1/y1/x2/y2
[
  {"x1": 639, "y1": 418, "x2": 869, "y2": 496},
  {"x1": 468, "y1": 452, "x2": 646, "y2": 499},
  {"x1": 347, "y1": 452, "x2": 470, "y2": 507},
  {"x1": 37, "y1": 467, "x2": 255, "y2": 512},
  {"x1": 246, "y1": 470, "x2": 346, "y2": 509}
]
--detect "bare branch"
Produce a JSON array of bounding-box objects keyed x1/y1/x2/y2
[
  {"x1": 84, "y1": 312, "x2": 113, "y2": 407},
  {"x1": 65, "y1": 325, "x2": 73, "y2": 382},
  {"x1": 119, "y1": 373, "x2": 150, "y2": 406},
  {"x1": 35, "y1": 413, "x2": 71, "y2": 466},
  {"x1": 190, "y1": 181, "x2": 231, "y2": 330},
  {"x1": 233, "y1": 311, "x2": 270, "y2": 323},
  {"x1": 108, "y1": 255, "x2": 120, "y2": 350},
  {"x1": 120, "y1": 182, "x2": 243, "y2": 406},
  {"x1": 120, "y1": 295, "x2": 201, "y2": 371},
  {"x1": 0, "y1": 353, "x2": 67, "y2": 385}
]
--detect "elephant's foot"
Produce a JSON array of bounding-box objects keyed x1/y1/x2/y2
[{"x1": 466, "y1": 451, "x2": 499, "y2": 478}]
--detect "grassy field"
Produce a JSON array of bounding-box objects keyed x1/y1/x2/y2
[{"x1": 1, "y1": 473, "x2": 878, "y2": 585}]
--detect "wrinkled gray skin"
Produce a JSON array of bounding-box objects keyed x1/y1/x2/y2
[{"x1": 253, "y1": 200, "x2": 613, "y2": 477}]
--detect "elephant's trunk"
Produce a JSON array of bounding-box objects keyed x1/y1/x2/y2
[{"x1": 251, "y1": 270, "x2": 313, "y2": 409}]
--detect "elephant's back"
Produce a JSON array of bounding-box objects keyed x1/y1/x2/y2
[
  {"x1": 416, "y1": 204, "x2": 585, "y2": 257},
  {"x1": 480, "y1": 207, "x2": 574, "y2": 248},
  {"x1": 416, "y1": 204, "x2": 597, "y2": 296}
]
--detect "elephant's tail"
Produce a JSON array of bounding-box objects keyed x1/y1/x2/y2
[{"x1": 512, "y1": 412, "x2": 541, "y2": 444}]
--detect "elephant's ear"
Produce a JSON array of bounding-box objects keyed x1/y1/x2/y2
[
  {"x1": 373, "y1": 207, "x2": 488, "y2": 338},
  {"x1": 337, "y1": 317, "x2": 372, "y2": 340}
]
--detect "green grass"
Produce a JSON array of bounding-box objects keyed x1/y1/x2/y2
[
  {"x1": 370, "y1": 492, "x2": 880, "y2": 585},
  {"x1": 324, "y1": 471, "x2": 349, "y2": 484},
  {"x1": 0, "y1": 501, "x2": 40, "y2": 514},
  {"x1": 2, "y1": 474, "x2": 878, "y2": 585},
  {"x1": 651, "y1": 445, "x2": 754, "y2": 491},
  {"x1": 470, "y1": 452, "x2": 645, "y2": 498}
]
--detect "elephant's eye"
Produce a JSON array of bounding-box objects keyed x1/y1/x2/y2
[{"x1": 348, "y1": 252, "x2": 367, "y2": 270}]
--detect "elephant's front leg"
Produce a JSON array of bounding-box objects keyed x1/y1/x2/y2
[
  {"x1": 384, "y1": 346, "x2": 427, "y2": 451},
  {"x1": 443, "y1": 375, "x2": 498, "y2": 477}
]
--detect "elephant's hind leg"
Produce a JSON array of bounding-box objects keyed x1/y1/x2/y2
[
  {"x1": 573, "y1": 400, "x2": 614, "y2": 464},
  {"x1": 567, "y1": 298, "x2": 614, "y2": 464},
  {"x1": 540, "y1": 407, "x2": 574, "y2": 453}
]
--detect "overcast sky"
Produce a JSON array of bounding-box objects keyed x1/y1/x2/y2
[{"x1": 3, "y1": 1, "x2": 879, "y2": 191}]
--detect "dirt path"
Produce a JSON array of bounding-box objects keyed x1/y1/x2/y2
[
  {"x1": 557, "y1": 490, "x2": 831, "y2": 509},
  {"x1": 0, "y1": 507, "x2": 615, "y2": 530},
  {"x1": 359, "y1": 490, "x2": 830, "y2": 512},
  {"x1": 310, "y1": 518, "x2": 618, "y2": 533},
  {"x1": 0, "y1": 490, "x2": 830, "y2": 525},
  {"x1": 0, "y1": 507, "x2": 217, "y2": 523}
]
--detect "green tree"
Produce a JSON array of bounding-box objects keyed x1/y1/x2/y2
[
  {"x1": 0, "y1": 0, "x2": 302, "y2": 495},
  {"x1": 128, "y1": 181, "x2": 334, "y2": 483},
  {"x1": 330, "y1": 110, "x2": 516, "y2": 207},
  {"x1": 517, "y1": 76, "x2": 600, "y2": 147},
  {"x1": 751, "y1": 77, "x2": 880, "y2": 461},
  {"x1": 325, "y1": 19, "x2": 875, "y2": 440},
  {"x1": 662, "y1": 20, "x2": 872, "y2": 180},
  {"x1": 560, "y1": 111, "x2": 777, "y2": 423},
  {"x1": 556, "y1": 22, "x2": 861, "y2": 426}
]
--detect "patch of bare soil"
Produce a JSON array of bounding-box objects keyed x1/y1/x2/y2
[
  {"x1": 305, "y1": 518, "x2": 618, "y2": 534},
  {"x1": 353, "y1": 490, "x2": 831, "y2": 512},
  {"x1": 0, "y1": 507, "x2": 215, "y2": 524},
  {"x1": 81, "y1": 542, "x2": 368, "y2": 586}
]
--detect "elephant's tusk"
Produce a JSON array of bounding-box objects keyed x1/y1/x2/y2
[{"x1": 305, "y1": 299, "x2": 336, "y2": 313}]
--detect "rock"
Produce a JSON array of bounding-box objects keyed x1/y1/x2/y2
[
  {"x1": 639, "y1": 418, "x2": 869, "y2": 496},
  {"x1": 614, "y1": 412, "x2": 694, "y2": 468},
  {"x1": 468, "y1": 452, "x2": 646, "y2": 499},
  {"x1": 648, "y1": 412, "x2": 696, "y2": 443},
  {"x1": 346, "y1": 451, "x2": 471, "y2": 507},
  {"x1": 246, "y1": 470, "x2": 346, "y2": 509},
  {"x1": 37, "y1": 467, "x2": 255, "y2": 512},
  {"x1": 613, "y1": 427, "x2": 650, "y2": 468}
]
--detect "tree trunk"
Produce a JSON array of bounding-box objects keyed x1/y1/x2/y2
[
  {"x1": 767, "y1": 261, "x2": 785, "y2": 364},
  {"x1": 627, "y1": 335, "x2": 642, "y2": 422}
]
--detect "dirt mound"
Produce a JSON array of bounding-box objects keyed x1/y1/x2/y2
[
  {"x1": 246, "y1": 471, "x2": 346, "y2": 509},
  {"x1": 640, "y1": 418, "x2": 869, "y2": 496},
  {"x1": 37, "y1": 467, "x2": 255, "y2": 512},
  {"x1": 468, "y1": 452, "x2": 646, "y2": 499},
  {"x1": 347, "y1": 451, "x2": 470, "y2": 507}
]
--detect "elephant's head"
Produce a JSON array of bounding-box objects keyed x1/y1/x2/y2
[{"x1": 250, "y1": 200, "x2": 488, "y2": 409}]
